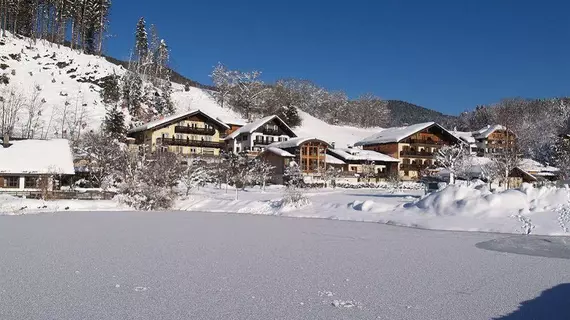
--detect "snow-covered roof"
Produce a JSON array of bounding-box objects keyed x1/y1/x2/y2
[
  {"x1": 452, "y1": 131, "x2": 476, "y2": 144},
  {"x1": 263, "y1": 147, "x2": 295, "y2": 158},
  {"x1": 328, "y1": 148, "x2": 400, "y2": 163},
  {"x1": 473, "y1": 125, "x2": 509, "y2": 139},
  {"x1": 0, "y1": 139, "x2": 75, "y2": 175},
  {"x1": 128, "y1": 109, "x2": 230, "y2": 134},
  {"x1": 224, "y1": 115, "x2": 296, "y2": 140},
  {"x1": 268, "y1": 137, "x2": 331, "y2": 149},
  {"x1": 518, "y1": 158, "x2": 559, "y2": 173},
  {"x1": 326, "y1": 154, "x2": 346, "y2": 165},
  {"x1": 354, "y1": 122, "x2": 458, "y2": 146}
]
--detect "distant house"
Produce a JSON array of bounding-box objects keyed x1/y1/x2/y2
[
  {"x1": 127, "y1": 109, "x2": 230, "y2": 157},
  {"x1": 508, "y1": 159, "x2": 560, "y2": 188},
  {"x1": 259, "y1": 137, "x2": 330, "y2": 184},
  {"x1": 225, "y1": 115, "x2": 297, "y2": 155},
  {"x1": 452, "y1": 130, "x2": 478, "y2": 155},
  {"x1": 472, "y1": 125, "x2": 516, "y2": 157},
  {"x1": 0, "y1": 139, "x2": 75, "y2": 191},
  {"x1": 327, "y1": 147, "x2": 400, "y2": 182},
  {"x1": 354, "y1": 122, "x2": 461, "y2": 180}
]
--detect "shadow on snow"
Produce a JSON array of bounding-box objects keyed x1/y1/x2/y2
[{"x1": 493, "y1": 283, "x2": 570, "y2": 319}]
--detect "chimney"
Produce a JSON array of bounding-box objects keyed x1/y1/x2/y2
[
  {"x1": 2, "y1": 134, "x2": 10, "y2": 148},
  {"x1": 331, "y1": 141, "x2": 335, "y2": 149}
]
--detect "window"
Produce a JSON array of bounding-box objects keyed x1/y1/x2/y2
[
  {"x1": 25, "y1": 177, "x2": 38, "y2": 188},
  {"x1": 6, "y1": 177, "x2": 19, "y2": 188}
]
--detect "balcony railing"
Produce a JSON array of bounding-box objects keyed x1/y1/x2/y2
[
  {"x1": 262, "y1": 127, "x2": 280, "y2": 135},
  {"x1": 400, "y1": 151, "x2": 434, "y2": 158},
  {"x1": 408, "y1": 139, "x2": 447, "y2": 146},
  {"x1": 400, "y1": 163, "x2": 430, "y2": 171},
  {"x1": 156, "y1": 137, "x2": 223, "y2": 148},
  {"x1": 254, "y1": 139, "x2": 277, "y2": 146},
  {"x1": 174, "y1": 126, "x2": 216, "y2": 135}
]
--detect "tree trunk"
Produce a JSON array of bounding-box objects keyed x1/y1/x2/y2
[
  {"x1": 70, "y1": 20, "x2": 75, "y2": 49},
  {"x1": 235, "y1": 186, "x2": 239, "y2": 200}
]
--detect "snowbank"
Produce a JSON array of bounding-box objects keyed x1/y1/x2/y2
[
  {"x1": 0, "y1": 194, "x2": 130, "y2": 215},
  {"x1": 3, "y1": 183, "x2": 570, "y2": 236},
  {"x1": 411, "y1": 183, "x2": 569, "y2": 217}
]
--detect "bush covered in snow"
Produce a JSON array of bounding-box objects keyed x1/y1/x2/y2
[{"x1": 116, "y1": 183, "x2": 176, "y2": 211}]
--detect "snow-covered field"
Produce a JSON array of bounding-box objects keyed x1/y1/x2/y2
[
  {"x1": 3, "y1": 183, "x2": 570, "y2": 236},
  {"x1": 1, "y1": 210, "x2": 569, "y2": 319}
]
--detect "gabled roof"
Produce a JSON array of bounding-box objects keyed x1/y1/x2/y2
[
  {"x1": 0, "y1": 139, "x2": 75, "y2": 175},
  {"x1": 473, "y1": 125, "x2": 510, "y2": 139},
  {"x1": 328, "y1": 148, "x2": 400, "y2": 163},
  {"x1": 128, "y1": 109, "x2": 230, "y2": 134},
  {"x1": 268, "y1": 137, "x2": 331, "y2": 149},
  {"x1": 354, "y1": 122, "x2": 459, "y2": 146},
  {"x1": 224, "y1": 115, "x2": 297, "y2": 140}
]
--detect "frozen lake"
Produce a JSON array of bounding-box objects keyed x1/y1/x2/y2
[{"x1": 1, "y1": 211, "x2": 569, "y2": 319}]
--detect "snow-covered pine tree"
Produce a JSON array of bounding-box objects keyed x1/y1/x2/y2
[
  {"x1": 103, "y1": 104, "x2": 126, "y2": 139},
  {"x1": 121, "y1": 71, "x2": 143, "y2": 118},
  {"x1": 135, "y1": 17, "x2": 148, "y2": 65}
]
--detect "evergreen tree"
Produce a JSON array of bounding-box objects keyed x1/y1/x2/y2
[
  {"x1": 278, "y1": 105, "x2": 301, "y2": 128},
  {"x1": 135, "y1": 17, "x2": 148, "y2": 64},
  {"x1": 121, "y1": 71, "x2": 143, "y2": 117},
  {"x1": 100, "y1": 75, "x2": 121, "y2": 104},
  {"x1": 103, "y1": 104, "x2": 126, "y2": 139}
]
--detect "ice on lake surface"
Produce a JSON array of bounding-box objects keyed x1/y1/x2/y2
[
  {"x1": 476, "y1": 235, "x2": 570, "y2": 259},
  {"x1": 1, "y1": 211, "x2": 570, "y2": 319}
]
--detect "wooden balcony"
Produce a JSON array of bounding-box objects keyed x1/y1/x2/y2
[
  {"x1": 156, "y1": 137, "x2": 223, "y2": 148},
  {"x1": 262, "y1": 127, "x2": 281, "y2": 135},
  {"x1": 400, "y1": 163, "x2": 429, "y2": 171},
  {"x1": 400, "y1": 150, "x2": 434, "y2": 158},
  {"x1": 408, "y1": 139, "x2": 447, "y2": 146},
  {"x1": 174, "y1": 126, "x2": 216, "y2": 135},
  {"x1": 254, "y1": 139, "x2": 277, "y2": 146}
]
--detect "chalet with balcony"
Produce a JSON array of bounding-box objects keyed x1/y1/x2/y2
[
  {"x1": 259, "y1": 137, "x2": 330, "y2": 183},
  {"x1": 354, "y1": 122, "x2": 461, "y2": 180},
  {"x1": 127, "y1": 110, "x2": 229, "y2": 157},
  {"x1": 473, "y1": 125, "x2": 516, "y2": 157},
  {"x1": 327, "y1": 147, "x2": 400, "y2": 182},
  {"x1": 0, "y1": 138, "x2": 75, "y2": 192},
  {"x1": 225, "y1": 115, "x2": 297, "y2": 155}
]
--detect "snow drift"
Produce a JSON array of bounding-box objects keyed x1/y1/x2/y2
[{"x1": 410, "y1": 183, "x2": 570, "y2": 217}]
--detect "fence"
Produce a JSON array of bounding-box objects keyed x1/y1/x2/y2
[{"x1": 0, "y1": 190, "x2": 116, "y2": 200}]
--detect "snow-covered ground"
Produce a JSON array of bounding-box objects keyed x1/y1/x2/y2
[
  {"x1": 4, "y1": 183, "x2": 570, "y2": 236},
  {"x1": 0, "y1": 210, "x2": 569, "y2": 319},
  {"x1": 1, "y1": 33, "x2": 379, "y2": 145}
]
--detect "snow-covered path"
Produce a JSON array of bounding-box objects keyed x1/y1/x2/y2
[{"x1": 0, "y1": 211, "x2": 569, "y2": 319}]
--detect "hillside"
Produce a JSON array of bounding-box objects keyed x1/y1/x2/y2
[
  {"x1": 0, "y1": 33, "x2": 379, "y2": 146},
  {"x1": 385, "y1": 100, "x2": 457, "y2": 127}
]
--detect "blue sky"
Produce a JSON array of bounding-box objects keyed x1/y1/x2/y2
[{"x1": 105, "y1": 0, "x2": 570, "y2": 115}]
